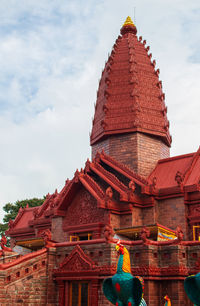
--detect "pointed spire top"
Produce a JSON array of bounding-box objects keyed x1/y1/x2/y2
[
  {"x1": 123, "y1": 16, "x2": 135, "y2": 27},
  {"x1": 121, "y1": 16, "x2": 137, "y2": 35}
]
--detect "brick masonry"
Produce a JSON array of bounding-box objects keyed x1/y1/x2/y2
[{"x1": 92, "y1": 132, "x2": 170, "y2": 178}]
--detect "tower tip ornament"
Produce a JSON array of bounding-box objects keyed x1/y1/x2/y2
[
  {"x1": 121, "y1": 16, "x2": 137, "y2": 35},
  {"x1": 123, "y1": 16, "x2": 135, "y2": 27}
]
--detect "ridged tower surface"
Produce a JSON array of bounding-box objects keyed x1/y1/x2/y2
[{"x1": 90, "y1": 17, "x2": 171, "y2": 147}]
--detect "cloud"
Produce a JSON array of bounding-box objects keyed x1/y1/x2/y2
[{"x1": 0, "y1": 0, "x2": 199, "y2": 220}]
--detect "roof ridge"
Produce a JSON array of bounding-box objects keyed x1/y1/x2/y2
[
  {"x1": 157, "y1": 152, "x2": 195, "y2": 164},
  {"x1": 100, "y1": 151, "x2": 148, "y2": 185},
  {"x1": 182, "y1": 147, "x2": 200, "y2": 186},
  {"x1": 91, "y1": 160, "x2": 128, "y2": 192},
  {"x1": 83, "y1": 173, "x2": 105, "y2": 198},
  {"x1": 11, "y1": 207, "x2": 25, "y2": 228}
]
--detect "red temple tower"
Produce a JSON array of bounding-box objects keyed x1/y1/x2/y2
[
  {"x1": 1, "y1": 16, "x2": 200, "y2": 306},
  {"x1": 91, "y1": 16, "x2": 171, "y2": 177}
]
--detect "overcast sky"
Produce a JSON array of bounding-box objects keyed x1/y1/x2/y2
[{"x1": 0, "y1": 0, "x2": 199, "y2": 219}]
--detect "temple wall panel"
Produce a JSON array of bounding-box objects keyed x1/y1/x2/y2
[
  {"x1": 157, "y1": 197, "x2": 187, "y2": 237},
  {"x1": 110, "y1": 213, "x2": 120, "y2": 229},
  {"x1": 120, "y1": 213, "x2": 132, "y2": 228},
  {"x1": 132, "y1": 206, "x2": 142, "y2": 226},
  {"x1": 142, "y1": 206, "x2": 155, "y2": 226},
  {"x1": 52, "y1": 216, "x2": 64, "y2": 242}
]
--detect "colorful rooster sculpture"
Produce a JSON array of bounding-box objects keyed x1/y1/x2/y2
[
  {"x1": 103, "y1": 241, "x2": 147, "y2": 306},
  {"x1": 184, "y1": 272, "x2": 200, "y2": 306},
  {"x1": 164, "y1": 295, "x2": 171, "y2": 306}
]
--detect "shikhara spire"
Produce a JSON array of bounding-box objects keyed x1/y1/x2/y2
[{"x1": 91, "y1": 17, "x2": 171, "y2": 147}]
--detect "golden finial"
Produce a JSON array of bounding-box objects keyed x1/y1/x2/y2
[{"x1": 123, "y1": 16, "x2": 135, "y2": 27}]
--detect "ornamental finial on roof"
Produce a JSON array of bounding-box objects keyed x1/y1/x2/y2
[
  {"x1": 123, "y1": 16, "x2": 135, "y2": 27},
  {"x1": 121, "y1": 16, "x2": 137, "y2": 35}
]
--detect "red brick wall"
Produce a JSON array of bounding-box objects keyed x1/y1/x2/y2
[
  {"x1": 52, "y1": 216, "x2": 64, "y2": 242},
  {"x1": 0, "y1": 248, "x2": 58, "y2": 305},
  {"x1": 157, "y1": 197, "x2": 187, "y2": 237},
  {"x1": 120, "y1": 213, "x2": 132, "y2": 228},
  {"x1": 137, "y1": 133, "x2": 170, "y2": 177},
  {"x1": 142, "y1": 206, "x2": 156, "y2": 226},
  {"x1": 91, "y1": 132, "x2": 170, "y2": 177},
  {"x1": 110, "y1": 213, "x2": 120, "y2": 229},
  {"x1": 132, "y1": 207, "x2": 143, "y2": 226}
]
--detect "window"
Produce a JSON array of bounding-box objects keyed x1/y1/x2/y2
[
  {"x1": 193, "y1": 225, "x2": 200, "y2": 240},
  {"x1": 70, "y1": 235, "x2": 79, "y2": 242},
  {"x1": 70, "y1": 233, "x2": 92, "y2": 242},
  {"x1": 69, "y1": 281, "x2": 89, "y2": 306}
]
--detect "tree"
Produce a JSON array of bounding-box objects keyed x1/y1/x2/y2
[{"x1": 0, "y1": 198, "x2": 45, "y2": 240}]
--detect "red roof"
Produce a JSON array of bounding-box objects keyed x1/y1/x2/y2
[
  {"x1": 90, "y1": 17, "x2": 171, "y2": 147},
  {"x1": 13, "y1": 207, "x2": 35, "y2": 229},
  {"x1": 7, "y1": 148, "x2": 200, "y2": 236},
  {"x1": 148, "y1": 153, "x2": 194, "y2": 190},
  {"x1": 148, "y1": 148, "x2": 200, "y2": 194}
]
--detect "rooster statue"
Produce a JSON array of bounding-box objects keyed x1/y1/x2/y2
[
  {"x1": 103, "y1": 241, "x2": 147, "y2": 306},
  {"x1": 164, "y1": 295, "x2": 171, "y2": 306},
  {"x1": 184, "y1": 272, "x2": 200, "y2": 306}
]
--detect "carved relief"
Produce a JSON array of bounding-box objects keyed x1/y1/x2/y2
[
  {"x1": 64, "y1": 189, "x2": 106, "y2": 226},
  {"x1": 33, "y1": 207, "x2": 39, "y2": 219},
  {"x1": 62, "y1": 253, "x2": 90, "y2": 271},
  {"x1": 175, "y1": 171, "x2": 184, "y2": 186},
  {"x1": 188, "y1": 204, "x2": 200, "y2": 216},
  {"x1": 57, "y1": 245, "x2": 96, "y2": 272}
]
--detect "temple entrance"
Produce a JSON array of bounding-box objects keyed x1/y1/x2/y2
[
  {"x1": 69, "y1": 281, "x2": 89, "y2": 306},
  {"x1": 54, "y1": 246, "x2": 100, "y2": 305}
]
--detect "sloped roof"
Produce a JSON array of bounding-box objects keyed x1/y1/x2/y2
[
  {"x1": 90, "y1": 16, "x2": 171, "y2": 146},
  {"x1": 12, "y1": 207, "x2": 35, "y2": 229},
  {"x1": 148, "y1": 147, "x2": 200, "y2": 195},
  {"x1": 7, "y1": 148, "x2": 200, "y2": 236},
  {"x1": 148, "y1": 153, "x2": 194, "y2": 189},
  {"x1": 7, "y1": 151, "x2": 152, "y2": 235}
]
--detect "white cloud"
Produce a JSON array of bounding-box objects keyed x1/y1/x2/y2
[{"x1": 0, "y1": 0, "x2": 199, "y2": 220}]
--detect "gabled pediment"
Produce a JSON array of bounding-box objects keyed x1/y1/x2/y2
[{"x1": 58, "y1": 245, "x2": 97, "y2": 272}]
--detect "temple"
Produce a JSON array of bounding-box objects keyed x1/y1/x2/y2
[{"x1": 1, "y1": 16, "x2": 200, "y2": 305}]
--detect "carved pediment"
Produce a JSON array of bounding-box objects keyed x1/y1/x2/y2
[{"x1": 58, "y1": 245, "x2": 96, "y2": 272}]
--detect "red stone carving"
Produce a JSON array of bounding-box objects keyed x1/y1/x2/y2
[
  {"x1": 33, "y1": 207, "x2": 39, "y2": 219},
  {"x1": 105, "y1": 187, "x2": 113, "y2": 206},
  {"x1": 63, "y1": 189, "x2": 106, "y2": 226},
  {"x1": 58, "y1": 245, "x2": 96, "y2": 272},
  {"x1": 189, "y1": 204, "x2": 200, "y2": 216},
  {"x1": 103, "y1": 224, "x2": 115, "y2": 243},
  {"x1": 129, "y1": 180, "x2": 136, "y2": 193},
  {"x1": 38, "y1": 229, "x2": 55, "y2": 248},
  {"x1": 175, "y1": 171, "x2": 184, "y2": 186},
  {"x1": 175, "y1": 226, "x2": 184, "y2": 242},
  {"x1": 8, "y1": 219, "x2": 14, "y2": 230},
  {"x1": 140, "y1": 227, "x2": 150, "y2": 243},
  {"x1": 0, "y1": 235, "x2": 12, "y2": 253}
]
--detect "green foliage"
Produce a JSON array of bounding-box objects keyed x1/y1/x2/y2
[{"x1": 0, "y1": 197, "x2": 45, "y2": 239}]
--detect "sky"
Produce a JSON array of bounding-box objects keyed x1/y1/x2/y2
[{"x1": 0, "y1": 0, "x2": 199, "y2": 219}]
